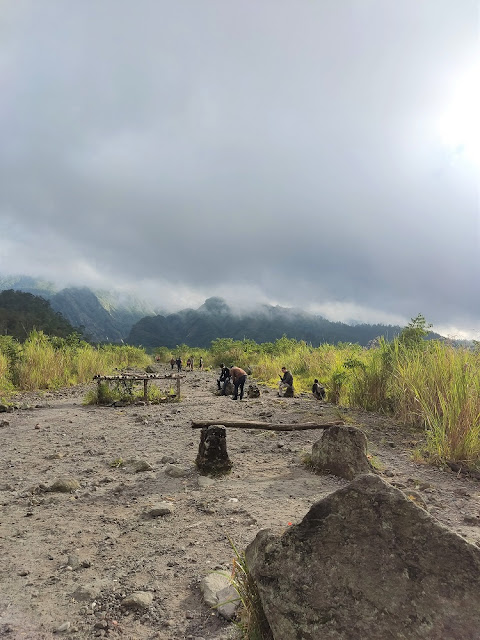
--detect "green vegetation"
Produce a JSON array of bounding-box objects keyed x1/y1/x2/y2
[
  {"x1": 2, "y1": 312, "x2": 479, "y2": 472},
  {"x1": 84, "y1": 379, "x2": 175, "y2": 405},
  {"x1": 225, "y1": 537, "x2": 273, "y2": 640},
  {"x1": 205, "y1": 317, "x2": 480, "y2": 472},
  {"x1": 0, "y1": 289, "x2": 77, "y2": 340},
  {"x1": 0, "y1": 330, "x2": 150, "y2": 401}
]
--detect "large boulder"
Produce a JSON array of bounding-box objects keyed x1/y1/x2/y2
[
  {"x1": 311, "y1": 424, "x2": 372, "y2": 479},
  {"x1": 246, "y1": 474, "x2": 480, "y2": 640}
]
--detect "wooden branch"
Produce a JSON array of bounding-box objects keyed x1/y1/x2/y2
[
  {"x1": 93, "y1": 374, "x2": 184, "y2": 381},
  {"x1": 191, "y1": 420, "x2": 344, "y2": 431}
]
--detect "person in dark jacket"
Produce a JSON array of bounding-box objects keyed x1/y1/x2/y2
[
  {"x1": 217, "y1": 363, "x2": 231, "y2": 394},
  {"x1": 230, "y1": 366, "x2": 247, "y2": 400},
  {"x1": 278, "y1": 367, "x2": 294, "y2": 396},
  {"x1": 312, "y1": 379, "x2": 326, "y2": 400}
]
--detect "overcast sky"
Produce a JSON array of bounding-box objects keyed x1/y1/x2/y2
[{"x1": 1, "y1": 1, "x2": 479, "y2": 337}]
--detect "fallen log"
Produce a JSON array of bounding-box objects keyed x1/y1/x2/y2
[{"x1": 191, "y1": 420, "x2": 344, "y2": 431}]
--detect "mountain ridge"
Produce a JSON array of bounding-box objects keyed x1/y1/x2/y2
[{"x1": 127, "y1": 296, "x2": 405, "y2": 348}]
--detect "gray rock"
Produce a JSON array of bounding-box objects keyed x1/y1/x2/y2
[
  {"x1": 246, "y1": 474, "x2": 480, "y2": 640},
  {"x1": 216, "y1": 584, "x2": 240, "y2": 621},
  {"x1": 121, "y1": 591, "x2": 153, "y2": 610},
  {"x1": 164, "y1": 464, "x2": 189, "y2": 478},
  {"x1": 160, "y1": 455, "x2": 177, "y2": 464},
  {"x1": 198, "y1": 476, "x2": 216, "y2": 488},
  {"x1": 310, "y1": 425, "x2": 372, "y2": 480},
  {"x1": 199, "y1": 572, "x2": 239, "y2": 619},
  {"x1": 48, "y1": 477, "x2": 81, "y2": 493},
  {"x1": 72, "y1": 584, "x2": 101, "y2": 602},
  {"x1": 0, "y1": 405, "x2": 13, "y2": 413},
  {"x1": 147, "y1": 502, "x2": 175, "y2": 517},
  {"x1": 129, "y1": 460, "x2": 153, "y2": 473},
  {"x1": 200, "y1": 572, "x2": 231, "y2": 607},
  {"x1": 66, "y1": 554, "x2": 81, "y2": 570},
  {"x1": 246, "y1": 384, "x2": 261, "y2": 399}
]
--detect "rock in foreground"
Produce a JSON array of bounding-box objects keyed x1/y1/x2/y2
[{"x1": 246, "y1": 474, "x2": 480, "y2": 640}]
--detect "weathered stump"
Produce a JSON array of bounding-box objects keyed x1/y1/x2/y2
[{"x1": 196, "y1": 425, "x2": 232, "y2": 476}]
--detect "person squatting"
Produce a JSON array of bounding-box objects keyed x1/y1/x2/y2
[{"x1": 217, "y1": 364, "x2": 231, "y2": 395}]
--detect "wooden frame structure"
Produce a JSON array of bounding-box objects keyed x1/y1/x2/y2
[{"x1": 93, "y1": 373, "x2": 184, "y2": 401}]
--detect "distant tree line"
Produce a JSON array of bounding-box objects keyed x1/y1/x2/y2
[{"x1": 0, "y1": 289, "x2": 77, "y2": 341}]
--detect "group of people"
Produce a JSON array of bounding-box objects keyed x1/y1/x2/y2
[
  {"x1": 217, "y1": 363, "x2": 326, "y2": 402},
  {"x1": 278, "y1": 367, "x2": 326, "y2": 400},
  {"x1": 217, "y1": 364, "x2": 248, "y2": 400},
  {"x1": 170, "y1": 356, "x2": 204, "y2": 372}
]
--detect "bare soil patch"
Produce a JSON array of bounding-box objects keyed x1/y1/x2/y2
[{"x1": 1, "y1": 368, "x2": 479, "y2": 639}]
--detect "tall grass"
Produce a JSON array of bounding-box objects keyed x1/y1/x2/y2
[
  {"x1": 209, "y1": 335, "x2": 480, "y2": 469},
  {"x1": 0, "y1": 330, "x2": 151, "y2": 399},
  {"x1": 2, "y1": 329, "x2": 480, "y2": 469}
]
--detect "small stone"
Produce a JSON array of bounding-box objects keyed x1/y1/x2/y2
[
  {"x1": 464, "y1": 514, "x2": 480, "y2": 525},
  {"x1": 384, "y1": 469, "x2": 395, "y2": 477},
  {"x1": 121, "y1": 591, "x2": 153, "y2": 610},
  {"x1": 147, "y1": 502, "x2": 175, "y2": 517},
  {"x1": 130, "y1": 460, "x2": 153, "y2": 473},
  {"x1": 72, "y1": 585, "x2": 101, "y2": 602},
  {"x1": 48, "y1": 478, "x2": 80, "y2": 493},
  {"x1": 55, "y1": 621, "x2": 71, "y2": 633},
  {"x1": 67, "y1": 554, "x2": 81, "y2": 570},
  {"x1": 164, "y1": 464, "x2": 189, "y2": 478},
  {"x1": 198, "y1": 476, "x2": 216, "y2": 488},
  {"x1": 160, "y1": 455, "x2": 176, "y2": 464}
]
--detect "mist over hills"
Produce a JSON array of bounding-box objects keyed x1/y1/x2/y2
[
  {"x1": 0, "y1": 276, "x2": 157, "y2": 343},
  {"x1": 1, "y1": 277, "x2": 446, "y2": 348},
  {"x1": 127, "y1": 296, "x2": 404, "y2": 348}
]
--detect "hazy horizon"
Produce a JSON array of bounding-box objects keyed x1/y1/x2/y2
[{"x1": 1, "y1": 2, "x2": 479, "y2": 340}]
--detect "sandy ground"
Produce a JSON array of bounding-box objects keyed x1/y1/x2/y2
[{"x1": 1, "y1": 367, "x2": 479, "y2": 640}]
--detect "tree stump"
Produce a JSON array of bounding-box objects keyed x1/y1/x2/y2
[{"x1": 196, "y1": 426, "x2": 232, "y2": 476}]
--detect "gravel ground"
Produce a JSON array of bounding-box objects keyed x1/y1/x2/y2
[{"x1": 0, "y1": 366, "x2": 479, "y2": 639}]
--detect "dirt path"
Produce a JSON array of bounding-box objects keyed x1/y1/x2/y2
[{"x1": 1, "y1": 368, "x2": 479, "y2": 639}]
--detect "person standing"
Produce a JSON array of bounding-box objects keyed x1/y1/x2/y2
[
  {"x1": 230, "y1": 365, "x2": 247, "y2": 400},
  {"x1": 199, "y1": 356, "x2": 204, "y2": 370},
  {"x1": 176, "y1": 356, "x2": 182, "y2": 372},
  {"x1": 170, "y1": 357, "x2": 175, "y2": 370}
]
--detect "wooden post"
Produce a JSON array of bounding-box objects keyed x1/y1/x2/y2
[{"x1": 143, "y1": 379, "x2": 148, "y2": 401}]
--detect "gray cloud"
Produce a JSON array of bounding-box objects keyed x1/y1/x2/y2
[{"x1": 1, "y1": 0, "x2": 479, "y2": 336}]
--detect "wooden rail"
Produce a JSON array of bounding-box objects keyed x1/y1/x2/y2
[
  {"x1": 191, "y1": 419, "x2": 344, "y2": 431},
  {"x1": 93, "y1": 374, "x2": 184, "y2": 401}
]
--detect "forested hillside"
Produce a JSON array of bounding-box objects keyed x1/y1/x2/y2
[
  {"x1": 128, "y1": 296, "x2": 404, "y2": 348},
  {"x1": 0, "y1": 289, "x2": 77, "y2": 340},
  {"x1": 0, "y1": 276, "x2": 157, "y2": 343}
]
